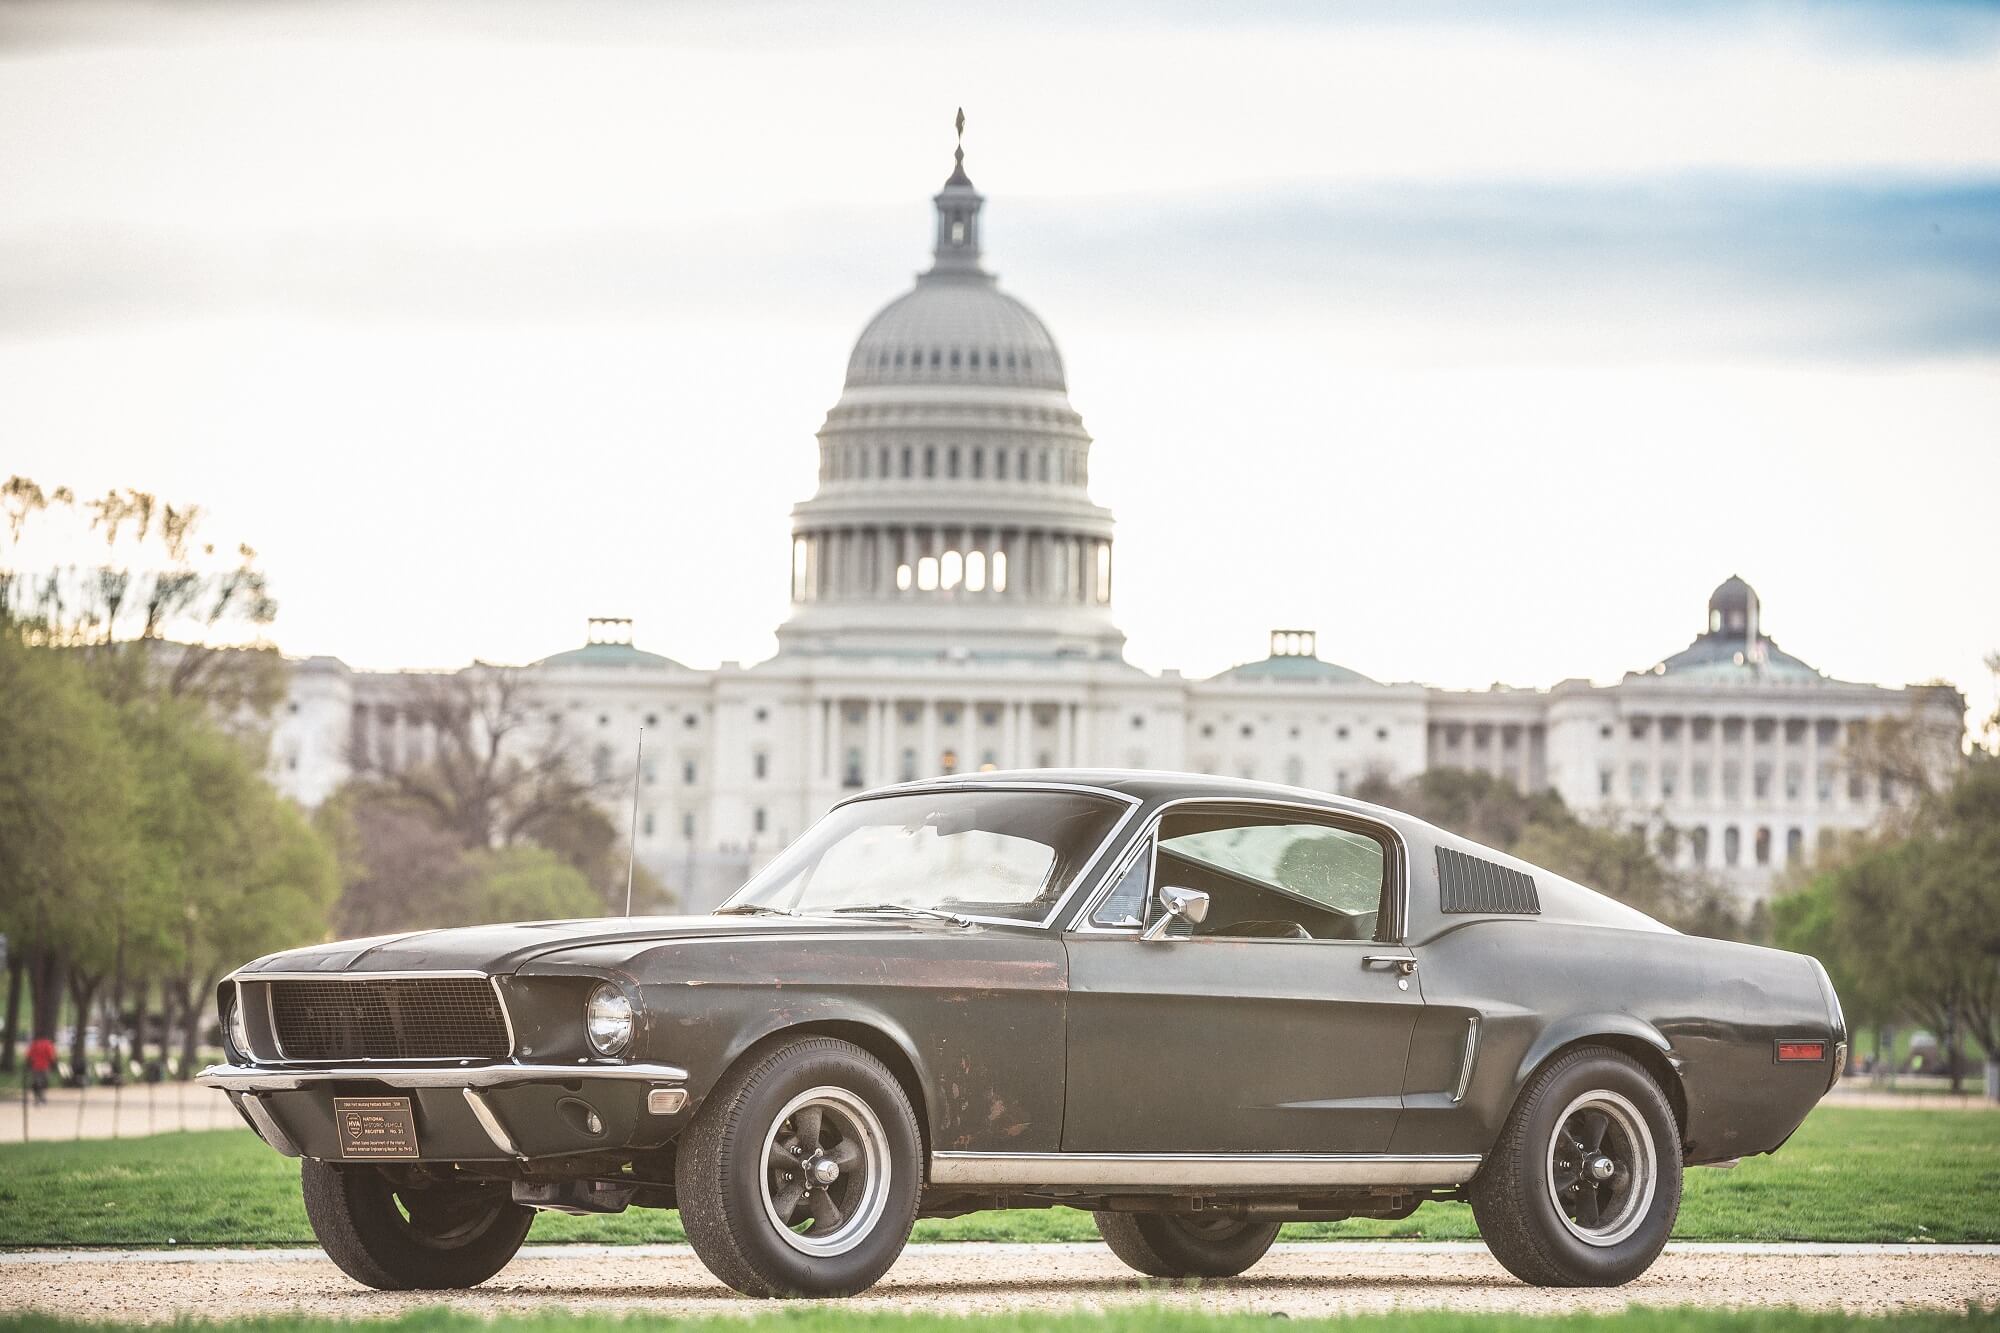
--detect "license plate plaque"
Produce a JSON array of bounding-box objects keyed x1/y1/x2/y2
[{"x1": 333, "y1": 1096, "x2": 419, "y2": 1159}]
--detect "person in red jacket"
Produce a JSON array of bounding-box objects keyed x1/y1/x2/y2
[{"x1": 25, "y1": 1036, "x2": 56, "y2": 1105}]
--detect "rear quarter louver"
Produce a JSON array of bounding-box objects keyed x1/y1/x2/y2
[{"x1": 1437, "y1": 846, "x2": 1541, "y2": 915}]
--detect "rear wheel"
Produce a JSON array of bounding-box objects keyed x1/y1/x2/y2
[
  {"x1": 1470, "y1": 1046, "x2": 1681, "y2": 1286},
  {"x1": 1094, "y1": 1211, "x2": 1280, "y2": 1278},
  {"x1": 300, "y1": 1160, "x2": 532, "y2": 1290},
  {"x1": 675, "y1": 1035, "x2": 921, "y2": 1297}
]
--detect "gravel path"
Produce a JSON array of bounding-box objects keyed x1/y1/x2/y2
[
  {"x1": 2, "y1": 1086, "x2": 238, "y2": 1144},
  {"x1": 3, "y1": 1243, "x2": 1995, "y2": 1320}
]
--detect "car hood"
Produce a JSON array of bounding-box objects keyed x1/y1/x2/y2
[{"x1": 236, "y1": 914, "x2": 948, "y2": 977}]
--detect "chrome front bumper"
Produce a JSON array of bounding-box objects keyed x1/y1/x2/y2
[
  {"x1": 195, "y1": 1061, "x2": 689, "y2": 1091},
  {"x1": 199, "y1": 1062, "x2": 692, "y2": 1161}
]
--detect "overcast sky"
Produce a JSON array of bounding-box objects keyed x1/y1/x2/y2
[{"x1": 3, "y1": 0, "x2": 1996, "y2": 728}]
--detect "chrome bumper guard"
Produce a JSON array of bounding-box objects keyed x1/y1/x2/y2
[{"x1": 196, "y1": 1061, "x2": 689, "y2": 1092}]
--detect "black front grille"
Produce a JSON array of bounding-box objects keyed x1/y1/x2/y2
[{"x1": 266, "y1": 978, "x2": 510, "y2": 1061}]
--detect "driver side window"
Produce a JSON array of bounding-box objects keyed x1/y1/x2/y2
[{"x1": 1088, "y1": 806, "x2": 1393, "y2": 941}]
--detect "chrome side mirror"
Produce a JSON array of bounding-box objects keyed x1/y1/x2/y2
[{"x1": 1141, "y1": 885, "x2": 1210, "y2": 941}]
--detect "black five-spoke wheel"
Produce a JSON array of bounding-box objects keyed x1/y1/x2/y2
[
  {"x1": 1470, "y1": 1046, "x2": 1682, "y2": 1287},
  {"x1": 677, "y1": 1035, "x2": 921, "y2": 1297},
  {"x1": 759, "y1": 1087, "x2": 891, "y2": 1256},
  {"x1": 1546, "y1": 1090, "x2": 1656, "y2": 1245}
]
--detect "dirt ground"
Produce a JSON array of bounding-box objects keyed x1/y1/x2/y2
[{"x1": 3, "y1": 1242, "x2": 1995, "y2": 1321}]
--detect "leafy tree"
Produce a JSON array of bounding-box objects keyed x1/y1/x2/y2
[
  {"x1": 1774, "y1": 757, "x2": 2000, "y2": 1093},
  {"x1": 0, "y1": 633, "x2": 140, "y2": 1069},
  {"x1": 516, "y1": 798, "x2": 670, "y2": 913},
  {"x1": 461, "y1": 847, "x2": 601, "y2": 923},
  {"x1": 129, "y1": 698, "x2": 340, "y2": 1072}
]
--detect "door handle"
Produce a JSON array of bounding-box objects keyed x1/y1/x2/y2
[{"x1": 1362, "y1": 954, "x2": 1418, "y2": 976}]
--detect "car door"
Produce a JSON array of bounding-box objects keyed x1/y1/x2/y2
[{"x1": 1060, "y1": 802, "x2": 1425, "y2": 1154}]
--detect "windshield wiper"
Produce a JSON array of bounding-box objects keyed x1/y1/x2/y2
[
  {"x1": 714, "y1": 903, "x2": 800, "y2": 917},
  {"x1": 827, "y1": 904, "x2": 975, "y2": 928}
]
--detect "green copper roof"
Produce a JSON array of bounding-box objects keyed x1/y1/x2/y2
[
  {"x1": 1214, "y1": 654, "x2": 1376, "y2": 685},
  {"x1": 1647, "y1": 632, "x2": 1825, "y2": 682},
  {"x1": 535, "y1": 641, "x2": 682, "y2": 670}
]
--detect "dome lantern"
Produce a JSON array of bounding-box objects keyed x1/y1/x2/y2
[{"x1": 930, "y1": 107, "x2": 984, "y2": 275}]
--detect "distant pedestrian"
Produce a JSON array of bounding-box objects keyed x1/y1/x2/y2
[{"x1": 25, "y1": 1036, "x2": 56, "y2": 1105}]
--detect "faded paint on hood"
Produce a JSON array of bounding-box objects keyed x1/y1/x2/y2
[{"x1": 236, "y1": 914, "x2": 948, "y2": 976}]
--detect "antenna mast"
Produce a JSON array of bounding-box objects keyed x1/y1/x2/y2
[{"x1": 624, "y1": 726, "x2": 644, "y2": 916}]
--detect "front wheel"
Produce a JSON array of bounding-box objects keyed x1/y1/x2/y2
[
  {"x1": 1094, "y1": 1212, "x2": 1280, "y2": 1278},
  {"x1": 675, "y1": 1035, "x2": 922, "y2": 1297},
  {"x1": 300, "y1": 1160, "x2": 532, "y2": 1290},
  {"x1": 1470, "y1": 1046, "x2": 1682, "y2": 1286}
]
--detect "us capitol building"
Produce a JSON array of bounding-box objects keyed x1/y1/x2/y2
[{"x1": 268, "y1": 139, "x2": 1964, "y2": 912}]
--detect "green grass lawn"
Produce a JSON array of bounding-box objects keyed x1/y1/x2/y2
[
  {"x1": 1, "y1": 1105, "x2": 1994, "y2": 1248},
  {"x1": 1, "y1": 1312, "x2": 1995, "y2": 1333}
]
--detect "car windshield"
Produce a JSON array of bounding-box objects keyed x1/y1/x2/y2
[{"x1": 722, "y1": 789, "x2": 1129, "y2": 924}]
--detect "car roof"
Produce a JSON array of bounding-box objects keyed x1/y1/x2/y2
[
  {"x1": 875, "y1": 768, "x2": 1428, "y2": 833},
  {"x1": 858, "y1": 768, "x2": 1675, "y2": 936}
]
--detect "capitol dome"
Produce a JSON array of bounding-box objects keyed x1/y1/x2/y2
[
  {"x1": 776, "y1": 128, "x2": 1123, "y2": 662},
  {"x1": 844, "y1": 283, "x2": 1066, "y2": 392}
]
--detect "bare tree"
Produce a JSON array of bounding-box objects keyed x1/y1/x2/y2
[{"x1": 350, "y1": 665, "x2": 597, "y2": 852}]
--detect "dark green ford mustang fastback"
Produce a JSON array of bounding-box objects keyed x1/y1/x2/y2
[{"x1": 203, "y1": 771, "x2": 1845, "y2": 1297}]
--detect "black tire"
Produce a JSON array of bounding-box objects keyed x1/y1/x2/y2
[
  {"x1": 675, "y1": 1035, "x2": 922, "y2": 1298},
  {"x1": 1470, "y1": 1046, "x2": 1682, "y2": 1287},
  {"x1": 1094, "y1": 1212, "x2": 1281, "y2": 1278},
  {"x1": 300, "y1": 1159, "x2": 533, "y2": 1290}
]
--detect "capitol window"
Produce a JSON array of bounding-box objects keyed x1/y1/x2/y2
[
  {"x1": 942, "y1": 551, "x2": 963, "y2": 588},
  {"x1": 896, "y1": 563, "x2": 913, "y2": 591},
  {"x1": 966, "y1": 550, "x2": 986, "y2": 591},
  {"x1": 918, "y1": 557, "x2": 939, "y2": 590},
  {"x1": 972, "y1": 448, "x2": 984, "y2": 478},
  {"x1": 991, "y1": 550, "x2": 1008, "y2": 591},
  {"x1": 1724, "y1": 826, "x2": 1741, "y2": 866}
]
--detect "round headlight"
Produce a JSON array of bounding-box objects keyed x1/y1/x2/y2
[
  {"x1": 227, "y1": 991, "x2": 250, "y2": 1060},
  {"x1": 586, "y1": 984, "x2": 634, "y2": 1057}
]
